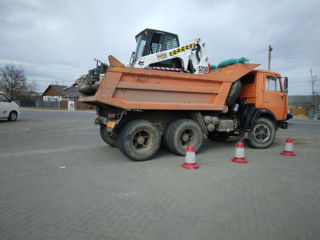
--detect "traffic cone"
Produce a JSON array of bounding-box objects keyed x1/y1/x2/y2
[
  {"x1": 232, "y1": 141, "x2": 248, "y2": 163},
  {"x1": 182, "y1": 145, "x2": 199, "y2": 169},
  {"x1": 281, "y1": 138, "x2": 296, "y2": 156}
]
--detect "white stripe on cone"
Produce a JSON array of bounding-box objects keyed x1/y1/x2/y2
[
  {"x1": 284, "y1": 143, "x2": 293, "y2": 152},
  {"x1": 234, "y1": 147, "x2": 245, "y2": 158},
  {"x1": 185, "y1": 151, "x2": 196, "y2": 164},
  {"x1": 182, "y1": 145, "x2": 199, "y2": 169},
  {"x1": 232, "y1": 141, "x2": 247, "y2": 163},
  {"x1": 281, "y1": 138, "x2": 296, "y2": 156}
]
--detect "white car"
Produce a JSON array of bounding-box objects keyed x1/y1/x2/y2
[{"x1": 0, "y1": 91, "x2": 20, "y2": 121}]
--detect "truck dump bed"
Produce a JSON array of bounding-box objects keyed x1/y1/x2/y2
[{"x1": 79, "y1": 56, "x2": 259, "y2": 111}]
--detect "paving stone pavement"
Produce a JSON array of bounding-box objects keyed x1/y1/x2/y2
[{"x1": 0, "y1": 110, "x2": 320, "y2": 240}]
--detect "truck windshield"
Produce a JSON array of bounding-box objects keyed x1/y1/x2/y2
[
  {"x1": 135, "y1": 34, "x2": 147, "y2": 59},
  {"x1": 266, "y1": 77, "x2": 282, "y2": 92}
]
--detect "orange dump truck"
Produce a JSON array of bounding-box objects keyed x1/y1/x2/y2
[{"x1": 80, "y1": 56, "x2": 289, "y2": 161}]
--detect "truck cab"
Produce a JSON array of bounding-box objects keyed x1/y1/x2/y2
[{"x1": 240, "y1": 70, "x2": 288, "y2": 126}]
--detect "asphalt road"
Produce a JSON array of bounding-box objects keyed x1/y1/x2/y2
[{"x1": 1, "y1": 110, "x2": 320, "y2": 240}]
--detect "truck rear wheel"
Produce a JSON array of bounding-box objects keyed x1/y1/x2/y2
[
  {"x1": 118, "y1": 120, "x2": 161, "y2": 161},
  {"x1": 100, "y1": 126, "x2": 117, "y2": 147},
  {"x1": 166, "y1": 119, "x2": 203, "y2": 156},
  {"x1": 245, "y1": 117, "x2": 276, "y2": 149}
]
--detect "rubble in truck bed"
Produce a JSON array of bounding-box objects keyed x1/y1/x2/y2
[{"x1": 75, "y1": 62, "x2": 108, "y2": 96}]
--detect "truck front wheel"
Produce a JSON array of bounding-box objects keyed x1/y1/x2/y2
[
  {"x1": 245, "y1": 117, "x2": 276, "y2": 149},
  {"x1": 166, "y1": 119, "x2": 203, "y2": 156},
  {"x1": 100, "y1": 126, "x2": 118, "y2": 147},
  {"x1": 118, "y1": 120, "x2": 161, "y2": 161}
]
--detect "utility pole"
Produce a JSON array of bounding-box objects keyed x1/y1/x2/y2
[
  {"x1": 310, "y1": 69, "x2": 319, "y2": 119},
  {"x1": 311, "y1": 69, "x2": 315, "y2": 96},
  {"x1": 268, "y1": 45, "x2": 273, "y2": 71}
]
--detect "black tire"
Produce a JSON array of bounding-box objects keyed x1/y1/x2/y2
[
  {"x1": 8, "y1": 111, "x2": 17, "y2": 121},
  {"x1": 207, "y1": 132, "x2": 229, "y2": 142},
  {"x1": 162, "y1": 120, "x2": 174, "y2": 149},
  {"x1": 118, "y1": 120, "x2": 161, "y2": 161},
  {"x1": 166, "y1": 119, "x2": 203, "y2": 156},
  {"x1": 100, "y1": 125, "x2": 118, "y2": 147},
  {"x1": 245, "y1": 117, "x2": 276, "y2": 149},
  {"x1": 226, "y1": 80, "x2": 241, "y2": 106}
]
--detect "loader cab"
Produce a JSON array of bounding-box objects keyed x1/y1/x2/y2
[{"x1": 130, "y1": 28, "x2": 180, "y2": 66}]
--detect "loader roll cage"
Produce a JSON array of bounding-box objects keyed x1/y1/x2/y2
[{"x1": 131, "y1": 28, "x2": 180, "y2": 67}]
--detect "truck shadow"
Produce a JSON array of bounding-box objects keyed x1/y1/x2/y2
[{"x1": 198, "y1": 138, "x2": 238, "y2": 155}]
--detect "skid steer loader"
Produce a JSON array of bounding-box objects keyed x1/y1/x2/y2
[
  {"x1": 71, "y1": 29, "x2": 210, "y2": 95},
  {"x1": 129, "y1": 29, "x2": 209, "y2": 74}
]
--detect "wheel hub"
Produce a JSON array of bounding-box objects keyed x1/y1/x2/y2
[
  {"x1": 137, "y1": 136, "x2": 145, "y2": 144},
  {"x1": 182, "y1": 134, "x2": 190, "y2": 142},
  {"x1": 133, "y1": 130, "x2": 151, "y2": 150},
  {"x1": 180, "y1": 129, "x2": 194, "y2": 146},
  {"x1": 253, "y1": 123, "x2": 270, "y2": 143}
]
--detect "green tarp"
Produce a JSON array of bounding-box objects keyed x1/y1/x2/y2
[{"x1": 210, "y1": 57, "x2": 249, "y2": 70}]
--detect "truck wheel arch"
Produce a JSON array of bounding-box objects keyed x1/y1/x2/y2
[{"x1": 250, "y1": 108, "x2": 277, "y2": 130}]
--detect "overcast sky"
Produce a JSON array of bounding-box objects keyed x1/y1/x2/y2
[{"x1": 1, "y1": 0, "x2": 319, "y2": 95}]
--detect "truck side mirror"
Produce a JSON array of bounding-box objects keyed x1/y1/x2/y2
[{"x1": 284, "y1": 77, "x2": 288, "y2": 93}]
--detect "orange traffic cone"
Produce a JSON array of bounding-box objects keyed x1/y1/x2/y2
[
  {"x1": 182, "y1": 145, "x2": 199, "y2": 169},
  {"x1": 232, "y1": 141, "x2": 248, "y2": 163},
  {"x1": 281, "y1": 138, "x2": 296, "y2": 156}
]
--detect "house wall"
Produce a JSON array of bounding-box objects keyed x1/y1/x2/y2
[
  {"x1": 60, "y1": 101, "x2": 95, "y2": 110},
  {"x1": 41, "y1": 85, "x2": 92, "y2": 110},
  {"x1": 43, "y1": 86, "x2": 63, "y2": 102},
  {"x1": 43, "y1": 87, "x2": 62, "y2": 102},
  {"x1": 43, "y1": 96, "x2": 62, "y2": 101},
  {"x1": 43, "y1": 87, "x2": 59, "y2": 96}
]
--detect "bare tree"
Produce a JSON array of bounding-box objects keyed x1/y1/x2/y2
[
  {"x1": 0, "y1": 64, "x2": 37, "y2": 99},
  {"x1": 310, "y1": 69, "x2": 320, "y2": 119}
]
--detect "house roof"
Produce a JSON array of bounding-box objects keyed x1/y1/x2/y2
[{"x1": 42, "y1": 85, "x2": 80, "y2": 98}]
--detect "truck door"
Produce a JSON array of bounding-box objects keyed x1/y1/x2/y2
[{"x1": 263, "y1": 76, "x2": 287, "y2": 121}]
